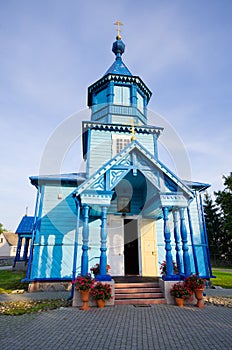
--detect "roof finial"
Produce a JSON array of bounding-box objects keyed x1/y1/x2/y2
[
  {"x1": 114, "y1": 20, "x2": 123, "y2": 40},
  {"x1": 25, "y1": 206, "x2": 28, "y2": 216}
]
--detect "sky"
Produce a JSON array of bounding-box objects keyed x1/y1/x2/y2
[{"x1": 0, "y1": 0, "x2": 232, "y2": 230}]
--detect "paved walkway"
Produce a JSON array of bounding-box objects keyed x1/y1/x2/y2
[
  {"x1": 1, "y1": 287, "x2": 232, "y2": 303},
  {"x1": 0, "y1": 289, "x2": 232, "y2": 350}
]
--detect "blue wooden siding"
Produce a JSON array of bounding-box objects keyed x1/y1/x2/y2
[
  {"x1": 88, "y1": 130, "x2": 112, "y2": 175},
  {"x1": 30, "y1": 185, "x2": 77, "y2": 280},
  {"x1": 135, "y1": 134, "x2": 154, "y2": 155}
]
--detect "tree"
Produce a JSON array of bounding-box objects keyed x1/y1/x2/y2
[
  {"x1": 204, "y1": 173, "x2": 232, "y2": 265},
  {"x1": 0, "y1": 223, "x2": 6, "y2": 234},
  {"x1": 215, "y1": 173, "x2": 232, "y2": 239},
  {"x1": 204, "y1": 193, "x2": 223, "y2": 262}
]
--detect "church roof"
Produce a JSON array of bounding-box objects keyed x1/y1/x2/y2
[
  {"x1": 104, "y1": 36, "x2": 132, "y2": 76},
  {"x1": 104, "y1": 57, "x2": 132, "y2": 76},
  {"x1": 87, "y1": 35, "x2": 152, "y2": 107},
  {"x1": 30, "y1": 173, "x2": 87, "y2": 187},
  {"x1": 182, "y1": 180, "x2": 210, "y2": 191},
  {"x1": 16, "y1": 216, "x2": 34, "y2": 235}
]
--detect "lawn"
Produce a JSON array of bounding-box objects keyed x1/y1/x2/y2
[
  {"x1": 0, "y1": 270, "x2": 71, "y2": 315},
  {"x1": 211, "y1": 269, "x2": 232, "y2": 289},
  {"x1": 0, "y1": 270, "x2": 28, "y2": 294}
]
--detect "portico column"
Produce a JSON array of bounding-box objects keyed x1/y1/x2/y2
[
  {"x1": 173, "y1": 210, "x2": 183, "y2": 274},
  {"x1": 14, "y1": 236, "x2": 23, "y2": 264},
  {"x1": 99, "y1": 206, "x2": 108, "y2": 277},
  {"x1": 81, "y1": 205, "x2": 90, "y2": 276},
  {"x1": 22, "y1": 238, "x2": 30, "y2": 261},
  {"x1": 179, "y1": 207, "x2": 191, "y2": 276},
  {"x1": 162, "y1": 207, "x2": 174, "y2": 276}
]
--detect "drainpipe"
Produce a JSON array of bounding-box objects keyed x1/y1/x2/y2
[
  {"x1": 199, "y1": 193, "x2": 213, "y2": 277},
  {"x1": 187, "y1": 197, "x2": 199, "y2": 274},
  {"x1": 69, "y1": 196, "x2": 81, "y2": 300},
  {"x1": 23, "y1": 189, "x2": 40, "y2": 281}
]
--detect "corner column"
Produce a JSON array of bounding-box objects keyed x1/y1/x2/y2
[
  {"x1": 107, "y1": 81, "x2": 114, "y2": 103},
  {"x1": 22, "y1": 238, "x2": 30, "y2": 261},
  {"x1": 179, "y1": 207, "x2": 191, "y2": 276},
  {"x1": 14, "y1": 236, "x2": 23, "y2": 266},
  {"x1": 162, "y1": 207, "x2": 174, "y2": 278},
  {"x1": 81, "y1": 205, "x2": 90, "y2": 276}
]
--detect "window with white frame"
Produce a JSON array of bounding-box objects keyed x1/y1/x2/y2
[
  {"x1": 112, "y1": 134, "x2": 131, "y2": 156},
  {"x1": 114, "y1": 86, "x2": 131, "y2": 106},
  {"x1": 137, "y1": 91, "x2": 144, "y2": 113}
]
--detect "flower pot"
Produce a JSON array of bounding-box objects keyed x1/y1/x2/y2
[
  {"x1": 175, "y1": 297, "x2": 185, "y2": 307},
  {"x1": 80, "y1": 290, "x2": 90, "y2": 310},
  {"x1": 194, "y1": 289, "x2": 205, "y2": 308},
  {"x1": 97, "y1": 299, "x2": 105, "y2": 308}
]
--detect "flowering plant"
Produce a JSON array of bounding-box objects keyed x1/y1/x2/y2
[
  {"x1": 184, "y1": 274, "x2": 206, "y2": 291},
  {"x1": 160, "y1": 260, "x2": 178, "y2": 275},
  {"x1": 90, "y1": 263, "x2": 110, "y2": 276},
  {"x1": 170, "y1": 282, "x2": 192, "y2": 299},
  {"x1": 91, "y1": 282, "x2": 112, "y2": 301},
  {"x1": 72, "y1": 274, "x2": 94, "y2": 291}
]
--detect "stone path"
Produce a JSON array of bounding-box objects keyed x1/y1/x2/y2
[
  {"x1": 1, "y1": 303, "x2": 232, "y2": 350},
  {"x1": 0, "y1": 288, "x2": 232, "y2": 350}
]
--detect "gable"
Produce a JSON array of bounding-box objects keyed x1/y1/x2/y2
[{"x1": 75, "y1": 141, "x2": 194, "y2": 198}]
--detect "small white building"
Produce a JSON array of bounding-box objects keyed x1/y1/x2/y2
[{"x1": 0, "y1": 232, "x2": 18, "y2": 257}]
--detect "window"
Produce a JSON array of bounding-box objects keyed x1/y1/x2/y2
[
  {"x1": 116, "y1": 138, "x2": 130, "y2": 153},
  {"x1": 112, "y1": 134, "x2": 131, "y2": 156},
  {"x1": 114, "y1": 86, "x2": 130, "y2": 106},
  {"x1": 137, "y1": 91, "x2": 144, "y2": 113}
]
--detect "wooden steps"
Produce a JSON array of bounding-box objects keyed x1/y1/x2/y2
[{"x1": 114, "y1": 281, "x2": 166, "y2": 305}]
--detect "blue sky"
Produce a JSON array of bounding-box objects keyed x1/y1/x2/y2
[{"x1": 1, "y1": 0, "x2": 232, "y2": 230}]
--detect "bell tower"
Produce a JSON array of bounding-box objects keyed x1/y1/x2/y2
[
  {"x1": 83, "y1": 24, "x2": 162, "y2": 176},
  {"x1": 87, "y1": 26, "x2": 152, "y2": 126}
]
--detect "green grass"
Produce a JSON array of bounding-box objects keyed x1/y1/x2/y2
[
  {"x1": 0, "y1": 270, "x2": 28, "y2": 294},
  {"x1": 0, "y1": 270, "x2": 71, "y2": 315},
  {"x1": 211, "y1": 269, "x2": 232, "y2": 288}
]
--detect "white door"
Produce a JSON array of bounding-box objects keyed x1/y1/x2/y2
[{"x1": 107, "y1": 215, "x2": 124, "y2": 276}]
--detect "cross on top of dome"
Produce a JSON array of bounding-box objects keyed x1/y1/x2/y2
[{"x1": 114, "y1": 20, "x2": 123, "y2": 40}]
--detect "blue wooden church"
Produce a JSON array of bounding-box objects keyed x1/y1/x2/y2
[{"x1": 26, "y1": 28, "x2": 212, "y2": 299}]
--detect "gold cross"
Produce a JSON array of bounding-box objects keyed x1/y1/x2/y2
[
  {"x1": 130, "y1": 117, "x2": 136, "y2": 141},
  {"x1": 114, "y1": 20, "x2": 123, "y2": 39}
]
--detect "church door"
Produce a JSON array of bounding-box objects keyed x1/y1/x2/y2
[{"x1": 124, "y1": 219, "x2": 139, "y2": 275}]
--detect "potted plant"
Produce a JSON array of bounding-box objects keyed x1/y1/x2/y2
[
  {"x1": 170, "y1": 282, "x2": 192, "y2": 307},
  {"x1": 184, "y1": 274, "x2": 206, "y2": 308},
  {"x1": 91, "y1": 282, "x2": 112, "y2": 308},
  {"x1": 72, "y1": 274, "x2": 94, "y2": 310},
  {"x1": 160, "y1": 260, "x2": 178, "y2": 276},
  {"x1": 90, "y1": 263, "x2": 110, "y2": 277}
]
